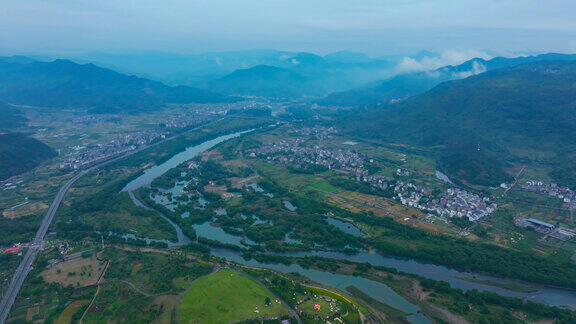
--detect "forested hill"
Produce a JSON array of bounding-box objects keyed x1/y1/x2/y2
[
  {"x1": 0, "y1": 58, "x2": 235, "y2": 113},
  {"x1": 0, "y1": 101, "x2": 27, "y2": 130},
  {"x1": 321, "y1": 53, "x2": 576, "y2": 107},
  {"x1": 337, "y1": 60, "x2": 576, "y2": 187},
  {"x1": 0, "y1": 133, "x2": 56, "y2": 181}
]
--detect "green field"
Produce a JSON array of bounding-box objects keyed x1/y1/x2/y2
[
  {"x1": 309, "y1": 180, "x2": 339, "y2": 193},
  {"x1": 179, "y1": 269, "x2": 289, "y2": 323},
  {"x1": 55, "y1": 299, "x2": 89, "y2": 324}
]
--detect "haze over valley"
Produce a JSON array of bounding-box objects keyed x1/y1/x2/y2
[{"x1": 2, "y1": 1, "x2": 576, "y2": 324}]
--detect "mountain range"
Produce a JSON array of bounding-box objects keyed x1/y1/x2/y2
[
  {"x1": 67, "y1": 50, "x2": 300, "y2": 87},
  {"x1": 66, "y1": 50, "x2": 397, "y2": 89},
  {"x1": 4, "y1": 51, "x2": 576, "y2": 185},
  {"x1": 208, "y1": 52, "x2": 396, "y2": 98},
  {"x1": 337, "y1": 60, "x2": 576, "y2": 187},
  {"x1": 0, "y1": 57, "x2": 234, "y2": 113},
  {"x1": 321, "y1": 53, "x2": 576, "y2": 107}
]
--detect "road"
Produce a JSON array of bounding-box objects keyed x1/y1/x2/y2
[
  {"x1": 0, "y1": 116, "x2": 272, "y2": 323},
  {"x1": 502, "y1": 166, "x2": 526, "y2": 197},
  {"x1": 0, "y1": 169, "x2": 89, "y2": 323},
  {"x1": 0, "y1": 119, "x2": 221, "y2": 323},
  {"x1": 0, "y1": 129, "x2": 187, "y2": 323}
]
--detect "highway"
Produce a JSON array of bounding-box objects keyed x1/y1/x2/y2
[
  {"x1": 0, "y1": 117, "x2": 268, "y2": 323},
  {"x1": 0, "y1": 169, "x2": 89, "y2": 323},
  {"x1": 0, "y1": 137, "x2": 163, "y2": 323},
  {"x1": 0, "y1": 121, "x2": 208, "y2": 323}
]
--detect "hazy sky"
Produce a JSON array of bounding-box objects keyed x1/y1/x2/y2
[{"x1": 2, "y1": 0, "x2": 576, "y2": 56}]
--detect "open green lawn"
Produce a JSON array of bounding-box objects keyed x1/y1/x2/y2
[
  {"x1": 179, "y1": 269, "x2": 289, "y2": 324},
  {"x1": 309, "y1": 180, "x2": 339, "y2": 193}
]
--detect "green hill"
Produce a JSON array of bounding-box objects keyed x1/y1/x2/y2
[
  {"x1": 322, "y1": 53, "x2": 576, "y2": 107},
  {"x1": 0, "y1": 59, "x2": 234, "y2": 113},
  {"x1": 0, "y1": 133, "x2": 56, "y2": 180},
  {"x1": 0, "y1": 101, "x2": 27, "y2": 130},
  {"x1": 338, "y1": 60, "x2": 576, "y2": 186}
]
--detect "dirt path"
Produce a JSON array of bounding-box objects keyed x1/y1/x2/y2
[
  {"x1": 120, "y1": 280, "x2": 153, "y2": 297},
  {"x1": 502, "y1": 166, "x2": 526, "y2": 197},
  {"x1": 426, "y1": 304, "x2": 469, "y2": 324},
  {"x1": 79, "y1": 252, "x2": 110, "y2": 324},
  {"x1": 228, "y1": 267, "x2": 302, "y2": 324}
]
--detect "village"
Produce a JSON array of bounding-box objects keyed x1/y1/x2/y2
[
  {"x1": 70, "y1": 114, "x2": 121, "y2": 125},
  {"x1": 289, "y1": 126, "x2": 339, "y2": 140},
  {"x1": 164, "y1": 108, "x2": 227, "y2": 128},
  {"x1": 247, "y1": 139, "x2": 367, "y2": 173},
  {"x1": 59, "y1": 130, "x2": 166, "y2": 169},
  {"x1": 521, "y1": 179, "x2": 576, "y2": 211},
  {"x1": 59, "y1": 108, "x2": 231, "y2": 170},
  {"x1": 247, "y1": 131, "x2": 498, "y2": 223},
  {"x1": 395, "y1": 183, "x2": 497, "y2": 221}
]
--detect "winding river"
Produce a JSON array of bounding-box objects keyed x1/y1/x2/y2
[
  {"x1": 122, "y1": 130, "x2": 254, "y2": 192},
  {"x1": 122, "y1": 130, "x2": 576, "y2": 323}
]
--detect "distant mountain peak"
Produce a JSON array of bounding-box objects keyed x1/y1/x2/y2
[
  {"x1": 409, "y1": 50, "x2": 441, "y2": 60},
  {"x1": 290, "y1": 52, "x2": 325, "y2": 66}
]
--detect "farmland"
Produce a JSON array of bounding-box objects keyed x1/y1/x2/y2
[{"x1": 41, "y1": 255, "x2": 106, "y2": 288}]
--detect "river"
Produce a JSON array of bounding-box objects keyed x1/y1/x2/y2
[
  {"x1": 122, "y1": 129, "x2": 576, "y2": 323},
  {"x1": 122, "y1": 130, "x2": 254, "y2": 192}
]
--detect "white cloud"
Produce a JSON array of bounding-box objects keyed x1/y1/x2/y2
[
  {"x1": 453, "y1": 61, "x2": 487, "y2": 79},
  {"x1": 395, "y1": 49, "x2": 493, "y2": 73}
]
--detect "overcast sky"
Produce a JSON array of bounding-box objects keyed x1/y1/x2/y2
[{"x1": 1, "y1": 0, "x2": 576, "y2": 57}]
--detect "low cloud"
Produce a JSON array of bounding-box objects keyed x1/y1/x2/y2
[
  {"x1": 395, "y1": 49, "x2": 493, "y2": 73},
  {"x1": 452, "y1": 60, "x2": 487, "y2": 79}
]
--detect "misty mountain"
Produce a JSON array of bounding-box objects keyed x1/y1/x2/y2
[
  {"x1": 70, "y1": 49, "x2": 300, "y2": 87},
  {"x1": 337, "y1": 60, "x2": 576, "y2": 186},
  {"x1": 0, "y1": 58, "x2": 234, "y2": 113},
  {"x1": 69, "y1": 50, "x2": 400, "y2": 90},
  {"x1": 0, "y1": 132, "x2": 56, "y2": 181},
  {"x1": 321, "y1": 53, "x2": 576, "y2": 107},
  {"x1": 408, "y1": 50, "x2": 441, "y2": 61},
  {"x1": 208, "y1": 65, "x2": 309, "y2": 98},
  {"x1": 208, "y1": 52, "x2": 396, "y2": 98}
]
